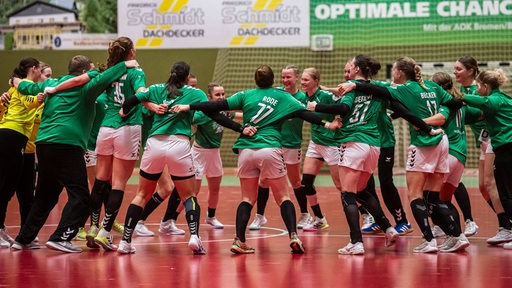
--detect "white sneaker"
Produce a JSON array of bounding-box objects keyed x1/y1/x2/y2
[
  {"x1": 361, "y1": 214, "x2": 374, "y2": 230},
  {"x1": 135, "y1": 220, "x2": 155, "y2": 237},
  {"x1": 439, "y1": 234, "x2": 470, "y2": 253},
  {"x1": 464, "y1": 220, "x2": 479, "y2": 237},
  {"x1": 0, "y1": 227, "x2": 14, "y2": 244},
  {"x1": 117, "y1": 240, "x2": 136, "y2": 254},
  {"x1": 205, "y1": 217, "x2": 224, "y2": 229},
  {"x1": 431, "y1": 225, "x2": 446, "y2": 238},
  {"x1": 385, "y1": 226, "x2": 400, "y2": 247},
  {"x1": 503, "y1": 241, "x2": 512, "y2": 250},
  {"x1": 249, "y1": 214, "x2": 267, "y2": 231},
  {"x1": 159, "y1": 219, "x2": 186, "y2": 235},
  {"x1": 486, "y1": 227, "x2": 512, "y2": 245},
  {"x1": 188, "y1": 235, "x2": 206, "y2": 255},
  {"x1": 303, "y1": 216, "x2": 329, "y2": 232},
  {"x1": 413, "y1": 239, "x2": 438, "y2": 253},
  {"x1": 1, "y1": 237, "x2": 11, "y2": 248},
  {"x1": 297, "y1": 213, "x2": 313, "y2": 229},
  {"x1": 338, "y1": 242, "x2": 364, "y2": 255}
]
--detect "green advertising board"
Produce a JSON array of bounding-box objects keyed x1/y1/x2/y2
[{"x1": 310, "y1": 0, "x2": 512, "y2": 46}]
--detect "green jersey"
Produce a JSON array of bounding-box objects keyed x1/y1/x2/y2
[
  {"x1": 439, "y1": 105, "x2": 479, "y2": 165},
  {"x1": 193, "y1": 111, "x2": 235, "y2": 148},
  {"x1": 387, "y1": 80, "x2": 452, "y2": 147},
  {"x1": 464, "y1": 89, "x2": 512, "y2": 150},
  {"x1": 306, "y1": 88, "x2": 342, "y2": 146},
  {"x1": 136, "y1": 84, "x2": 208, "y2": 138},
  {"x1": 461, "y1": 85, "x2": 486, "y2": 148},
  {"x1": 87, "y1": 93, "x2": 108, "y2": 151},
  {"x1": 226, "y1": 87, "x2": 306, "y2": 150},
  {"x1": 374, "y1": 81, "x2": 395, "y2": 148},
  {"x1": 17, "y1": 63, "x2": 128, "y2": 150},
  {"x1": 339, "y1": 80, "x2": 383, "y2": 147},
  {"x1": 280, "y1": 89, "x2": 308, "y2": 149},
  {"x1": 102, "y1": 67, "x2": 146, "y2": 128}
]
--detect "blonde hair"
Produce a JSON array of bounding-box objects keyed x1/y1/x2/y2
[
  {"x1": 476, "y1": 69, "x2": 508, "y2": 90},
  {"x1": 395, "y1": 56, "x2": 427, "y2": 89},
  {"x1": 303, "y1": 67, "x2": 320, "y2": 82}
]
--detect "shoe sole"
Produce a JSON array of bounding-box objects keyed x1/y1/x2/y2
[
  {"x1": 46, "y1": 242, "x2": 82, "y2": 253},
  {"x1": 290, "y1": 241, "x2": 305, "y2": 254},
  {"x1": 398, "y1": 228, "x2": 414, "y2": 235},
  {"x1": 413, "y1": 248, "x2": 439, "y2": 253},
  {"x1": 338, "y1": 249, "x2": 364, "y2": 255},
  {"x1": 440, "y1": 241, "x2": 470, "y2": 253},
  {"x1": 159, "y1": 230, "x2": 186, "y2": 235},
  {"x1": 303, "y1": 225, "x2": 329, "y2": 232},
  {"x1": 135, "y1": 231, "x2": 155, "y2": 237},
  {"x1": 86, "y1": 235, "x2": 100, "y2": 249},
  {"x1": 230, "y1": 247, "x2": 255, "y2": 254},
  {"x1": 94, "y1": 238, "x2": 117, "y2": 251}
]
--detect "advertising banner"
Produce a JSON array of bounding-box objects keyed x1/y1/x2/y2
[
  {"x1": 52, "y1": 33, "x2": 117, "y2": 50},
  {"x1": 118, "y1": 0, "x2": 309, "y2": 49},
  {"x1": 310, "y1": 0, "x2": 512, "y2": 46}
]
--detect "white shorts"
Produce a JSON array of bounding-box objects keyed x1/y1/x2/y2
[
  {"x1": 282, "y1": 148, "x2": 302, "y2": 165},
  {"x1": 192, "y1": 144, "x2": 223, "y2": 179},
  {"x1": 84, "y1": 150, "x2": 97, "y2": 167},
  {"x1": 140, "y1": 135, "x2": 194, "y2": 177},
  {"x1": 443, "y1": 154, "x2": 464, "y2": 187},
  {"x1": 96, "y1": 125, "x2": 142, "y2": 160},
  {"x1": 237, "y1": 148, "x2": 286, "y2": 180},
  {"x1": 406, "y1": 135, "x2": 449, "y2": 174},
  {"x1": 305, "y1": 140, "x2": 340, "y2": 166},
  {"x1": 339, "y1": 142, "x2": 380, "y2": 174}
]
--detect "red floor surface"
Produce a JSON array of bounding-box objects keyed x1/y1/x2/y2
[{"x1": 1, "y1": 184, "x2": 511, "y2": 288}]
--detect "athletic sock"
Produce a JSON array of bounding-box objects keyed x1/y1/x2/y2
[
  {"x1": 122, "y1": 204, "x2": 143, "y2": 243},
  {"x1": 293, "y1": 186, "x2": 309, "y2": 214},
  {"x1": 342, "y1": 192, "x2": 363, "y2": 243},
  {"x1": 162, "y1": 188, "x2": 181, "y2": 222},
  {"x1": 102, "y1": 189, "x2": 124, "y2": 232},
  {"x1": 311, "y1": 204, "x2": 324, "y2": 219},
  {"x1": 235, "y1": 202, "x2": 253, "y2": 242},
  {"x1": 280, "y1": 200, "x2": 297, "y2": 235},
  {"x1": 184, "y1": 196, "x2": 201, "y2": 235},
  {"x1": 454, "y1": 182, "x2": 473, "y2": 221},
  {"x1": 140, "y1": 192, "x2": 164, "y2": 221},
  {"x1": 410, "y1": 198, "x2": 434, "y2": 241},
  {"x1": 90, "y1": 179, "x2": 110, "y2": 227},
  {"x1": 207, "y1": 207, "x2": 216, "y2": 218},
  {"x1": 256, "y1": 186, "x2": 270, "y2": 215},
  {"x1": 357, "y1": 189, "x2": 391, "y2": 230}
]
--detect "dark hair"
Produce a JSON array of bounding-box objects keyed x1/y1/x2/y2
[
  {"x1": 99, "y1": 37, "x2": 134, "y2": 72},
  {"x1": 353, "y1": 54, "x2": 381, "y2": 79},
  {"x1": 165, "y1": 61, "x2": 190, "y2": 98},
  {"x1": 68, "y1": 55, "x2": 92, "y2": 75},
  {"x1": 255, "y1": 65, "x2": 274, "y2": 88},
  {"x1": 12, "y1": 57, "x2": 40, "y2": 78},
  {"x1": 431, "y1": 71, "x2": 463, "y2": 99},
  {"x1": 457, "y1": 56, "x2": 479, "y2": 77}
]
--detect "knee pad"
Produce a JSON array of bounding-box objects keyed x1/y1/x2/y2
[
  {"x1": 301, "y1": 174, "x2": 317, "y2": 196},
  {"x1": 355, "y1": 189, "x2": 371, "y2": 205}
]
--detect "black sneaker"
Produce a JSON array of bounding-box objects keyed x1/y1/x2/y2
[{"x1": 46, "y1": 241, "x2": 82, "y2": 253}]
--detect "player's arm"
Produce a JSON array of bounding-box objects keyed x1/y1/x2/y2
[
  {"x1": 389, "y1": 100, "x2": 435, "y2": 134},
  {"x1": 204, "y1": 111, "x2": 256, "y2": 136},
  {"x1": 45, "y1": 73, "x2": 92, "y2": 95},
  {"x1": 291, "y1": 109, "x2": 341, "y2": 130}
]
